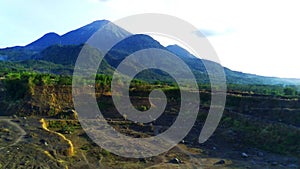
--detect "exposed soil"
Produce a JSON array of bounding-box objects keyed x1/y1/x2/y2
[
  {"x1": 0, "y1": 116, "x2": 298, "y2": 169},
  {"x1": 0, "y1": 86, "x2": 299, "y2": 169}
]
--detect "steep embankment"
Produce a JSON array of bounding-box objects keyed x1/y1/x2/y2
[{"x1": 0, "y1": 84, "x2": 74, "y2": 117}]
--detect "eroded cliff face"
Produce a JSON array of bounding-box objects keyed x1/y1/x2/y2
[{"x1": 0, "y1": 84, "x2": 74, "y2": 117}]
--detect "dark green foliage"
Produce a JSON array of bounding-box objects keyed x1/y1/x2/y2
[
  {"x1": 0, "y1": 60, "x2": 74, "y2": 75},
  {"x1": 4, "y1": 73, "x2": 29, "y2": 100},
  {"x1": 47, "y1": 120, "x2": 81, "y2": 134},
  {"x1": 0, "y1": 47, "x2": 36, "y2": 61},
  {"x1": 57, "y1": 76, "x2": 72, "y2": 85},
  {"x1": 221, "y1": 115, "x2": 300, "y2": 156},
  {"x1": 2, "y1": 73, "x2": 74, "y2": 100},
  {"x1": 283, "y1": 87, "x2": 297, "y2": 96},
  {"x1": 227, "y1": 83, "x2": 300, "y2": 97},
  {"x1": 36, "y1": 45, "x2": 83, "y2": 65}
]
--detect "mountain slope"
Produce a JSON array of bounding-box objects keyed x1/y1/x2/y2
[
  {"x1": 166, "y1": 44, "x2": 300, "y2": 85},
  {"x1": 166, "y1": 45, "x2": 197, "y2": 59},
  {"x1": 25, "y1": 32, "x2": 61, "y2": 51},
  {"x1": 35, "y1": 44, "x2": 114, "y2": 74},
  {"x1": 105, "y1": 34, "x2": 165, "y2": 67}
]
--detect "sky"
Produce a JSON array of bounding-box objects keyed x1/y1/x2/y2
[{"x1": 1, "y1": 0, "x2": 300, "y2": 78}]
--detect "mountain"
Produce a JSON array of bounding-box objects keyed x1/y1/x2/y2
[
  {"x1": 167, "y1": 44, "x2": 300, "y2": 85},
  {"x1": 58, "y1": 20, "x2": 111, "y2": 46},
  {"x1": 1, "y1": 20, "x2": 300, "y2": 85},
  {"x1": 33, "y1": 34, "x2": 178, "y2": 82},
  {"x1": 166, "y1": 44, "x2": 300, "y2": 85},
  {"x1": 0, "y1": 20, "x2": 130, "y2": 60},
  {"x1": 25, "y1": 32, "x2": 61, "y2": 51}
]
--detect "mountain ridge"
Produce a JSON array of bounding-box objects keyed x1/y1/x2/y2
[
  {"x1": 1, "y1": 20, "x2": 300, "y2": 85},
  {"x1": 0, "y1": 20, "x2": 130, "y2": 60}
]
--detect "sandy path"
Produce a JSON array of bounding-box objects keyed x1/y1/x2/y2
[{"x1": 39, "y1": 118, "x2": 75, "y2": 156}]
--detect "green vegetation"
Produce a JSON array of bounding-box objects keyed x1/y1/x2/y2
[
  {"x1": 47, "y1": 120, "x2": 81, "y2": 133},
  {"x1": 227, "y1": 83, "x2": 300, "y2": 97},
  {"x1": 3, "y1": 72, "x2": 68, "y2": 100},
  {"x1": 221, "y1": 115, "x2": 300, "y2": 156},
  {"x1": 1, "y1": 71, "x2": 300, "y2": 160},
  {"x1": 0, "y1": 60, "x2": 74, "y2": 76}
]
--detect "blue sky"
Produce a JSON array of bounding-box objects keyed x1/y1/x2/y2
[{"x1": 1, "y1": 0, "x2": 300, "y2": 78}]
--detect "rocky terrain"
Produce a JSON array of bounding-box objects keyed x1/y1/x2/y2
[{"x1": 0, "y1": 83, "x2": 299, "y2": 168}]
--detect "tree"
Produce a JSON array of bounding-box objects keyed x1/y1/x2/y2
[{"x1": 283, "y1": 87, "x2": 296, "y2": 96}]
